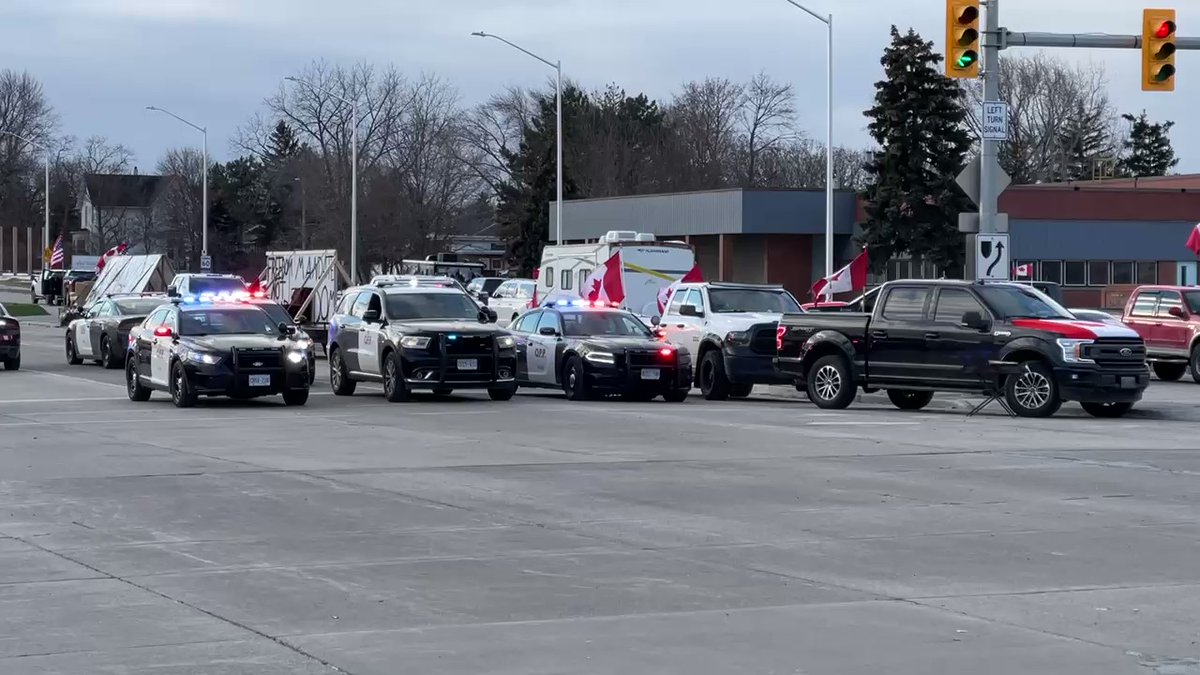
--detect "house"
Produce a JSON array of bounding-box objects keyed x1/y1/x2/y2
[{"x1": 78, "y1": 173, "x2": 167, "y2": 255}]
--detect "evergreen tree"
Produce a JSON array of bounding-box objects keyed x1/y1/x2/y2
[
  {"x1": 1117, "y1": 111, "x2": 1178, "y2": 178},
  {"x1": 267, "y1": 121, "x2": 303, "y2": 165},
  {"x1": 861, "y1": 27, "x2": 974, "y2": 277}
]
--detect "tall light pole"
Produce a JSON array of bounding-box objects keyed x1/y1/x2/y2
[
  {"x1": 285, "y1": 76, "x2": 360, "y2": 282},
  {"x1": 781, "y1": 0, "x2": 834, "y2": 299},
  {"x1": 1, "y1": 130, "x2": 51, "y2": 258},
  {"x1": 472, "y1": 31, "x2": 563, "y2": 245},
  {"x1": 294, "y1": 176, "x2": 307, "y2": 248},
  {"x1": 147, "y1": 106, "x2": 208, "y2": 260}
]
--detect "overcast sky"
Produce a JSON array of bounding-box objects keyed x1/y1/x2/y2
[{"x1": 3, "y1": 0, "x2": 1197, "y2": 172}]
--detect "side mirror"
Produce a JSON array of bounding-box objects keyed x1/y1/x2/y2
[
  {"x1": 362, "y1": 308, "x2": 381, "y2": 323},
  {"x1": 650, "y1": 315, "x2": 661, "y2": 326},
  {"x1": 538, "y1": 326, "x2": 559, "y2": 337},
  {"x1": 478, "y1": 307, "x2": 498, "y2": 323},
  {"x1": 961, "y1": 311, "x2": 990, "y2": 331},
  {"x1": 477, "y1": 292, "x2": 491, "y2": 304},
  {"x1": 278, "y1": 322, "x2": 295, "y2": 335},
  {"x1": 296, "y1": 315, "x2": 308, "y2": 324},
  {"x1": 166, "y1": 286, "x2": 179, "y2": 298},
  {"x1": 680, "y1": 304, "x2": 703, "y2": 318},
  {"x1": 1169, "y1": 306, "x2": 1186, "y2": 319}
]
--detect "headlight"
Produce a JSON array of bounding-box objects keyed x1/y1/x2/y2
[
  {"x1": 400, "y1": 335, "x2": 431, "y2": 349},
  {"x1": 294, "y1": 338, "x2": 312, "y2": 349},
  {"x1": 185, "y1": 349, "x2": 220, "y2": 365},
  {"x1": 287, "y1": 350, "x2": 306, "y2": 364},
  {"x1": 725, "y1": 330, "x2": 750, "y2": 346},
  {"x1": 496, "y1": 335, "x2": 516, "y2": 349},
  {"x1": 0, "y1": 319, "x2": 7, "y2": 326},
  {"x1": 1056, "y1": 338, "x2": 1095, "y2": 364},
  {"x1": 584, "y1": 350, "x2": 615, "y2": 364}
]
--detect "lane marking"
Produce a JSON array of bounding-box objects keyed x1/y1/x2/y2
[
  {"x1": 24, "y1": 369, "x2": 127, "y2": 390},
  {"x1": 0, "y1": 396, "x2": 127, "y2": 404}
]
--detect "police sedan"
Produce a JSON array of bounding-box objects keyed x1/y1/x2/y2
[
  {"x1": 66, "y1": 294, "x2": 165, "y2": 369},
  {"x1": 510, "y1": 300, "x2": 692, "y2": 401}
]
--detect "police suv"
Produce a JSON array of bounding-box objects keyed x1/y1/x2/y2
[
  {"x1": 327, "y1": 276, "x2": 518, "y2": 402},
  {"x1": 125, "y1": 292, "x2": 312, "y2": 407}
]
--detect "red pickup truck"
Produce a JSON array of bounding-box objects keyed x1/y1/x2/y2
[{"x1": 1121, "y1": 285, "x2": 1200, "y2": 382}]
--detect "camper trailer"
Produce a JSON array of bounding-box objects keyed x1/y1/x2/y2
[{"x1": 537, "y1": 231, "x2": 696, "y2": 317}]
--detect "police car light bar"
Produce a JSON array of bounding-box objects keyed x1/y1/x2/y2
[
  {"x1": 547, "y1": 299, "x2": 621, "y2": 308},
  {"x1": 173, "y1": 290, "x2": 266, "y2": 304}
]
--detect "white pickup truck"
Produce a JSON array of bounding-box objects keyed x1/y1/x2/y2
[{"x1": 654, "y1": 281, "x2": 803, "y2": 400}]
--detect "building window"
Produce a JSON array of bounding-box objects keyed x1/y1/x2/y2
[
  {"x1": 1136, "y1": 261, "x2": 1158, "y2": 285},
  {"x1": 1111, "y1": 261, "x2": 1134, "y2": 285},
  {"x1": 1039, "y1": 261, "x2": 1062, "y2": 285},
  {"x1": 1087, "y1": 261, "x2": 1110, "y2": 286},
  {"x1": 1063, "y1": 261, "x2": 1086, "y2": 286}
]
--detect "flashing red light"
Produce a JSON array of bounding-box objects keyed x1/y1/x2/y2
[
  {"x1": 1155, "y1": 20, "x2": 1175, "y2": 39},
  {"x1": 659, "y1": 347, "x2": 674, "y2": 357},
  {"x1": 153, "y1": 326, "x2": 173, "y2": 338},
  {"x1": 252, "y1": 291, "x2": 266, "y2": 299},
  {"x1": 776, "y1": 325, "x2": 787, "y2": 352}
]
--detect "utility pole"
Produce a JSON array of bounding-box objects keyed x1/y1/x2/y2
[{"x1": 978, "y1": 0, "x2": 1000, "y2": 237}]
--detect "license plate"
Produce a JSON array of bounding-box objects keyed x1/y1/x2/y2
[
  {"x1": 640, "y1": 368, "x2": 661, "y2": 380},
  {"x1": 1120, "y1": 376, "x2": 1137, "y2": 389},
  {"x1": 457, "y1": 359, "x2": 478, "y2": 371},
  {"x1": 248, "y1": 374, "x2": 271, "y2": 387}
]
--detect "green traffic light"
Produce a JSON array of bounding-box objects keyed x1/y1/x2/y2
[{"x1": 956, "y1": 51, "x2": 978, "y2": 68}]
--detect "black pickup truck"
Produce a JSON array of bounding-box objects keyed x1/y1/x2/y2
[{"x1": 774, "y1": 280, "x2": 1150, "y2": 418}]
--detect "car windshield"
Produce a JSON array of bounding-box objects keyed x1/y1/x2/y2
[
  {"x1": 1184, "y1": 291, "x2": 1200, "y2": 314},
  {"x1": 385, "y1": 292, "x2": 481, "y2": 320},
  {"x1": 190, "y1": 278, "x2": 247, "y2": 295},
  {"x1": 253, "y1": 302, "x2": 294, "y2": 325},
  {"x1": 977, "y1": 285, "x2": 1073, "y2": 319},
  {"x1": 180, "y1": 307, "x2": 278, "y2": 336},
  {"x1": 114, "y1": 299, "x2": 166, "y2": 315},
  {"x1": 561, "y1": 311, "x2": 651, "y2": 338},
  {"x1": 708, "y1": 288, "x2": 801, "y2": 313}
]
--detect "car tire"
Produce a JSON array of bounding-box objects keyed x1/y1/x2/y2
[
  {"x1": 1004, "y1": 361, "x2": 1062, "y2": 418},
  {"x1": 728, "y1": 383, "x2": 754, "y2": 398},
  {"x1": 382, "y1": 351, "x2": 410, "y2": 402},
  {"x1": 31, "y1": 295, "x2": 38, "y2": 305},
  {"x1": 663, "y1": 388, "x2": 689, "y2": 403},
  {"x1": 488, "y1": 386, "x2": 517, "y2": 401},
  {"x1": 3, "y1": 355, "x2": 20, "y2": 371},
  {"x1": 329, "y1": 347, "x2": 356, "y2": 396},
  {"x1": 1190, "y1": 346, "x2": 1200, "y2": 384},
  {"x1": 886, "y1": 389, "x2": 934, "y2": 411},
  {"x1": 282, "y1": 389, "x2": 309, "y2": 406},
  {"x1": 100, "y1": 335, "x2": 120, "y2": 370},
  {"x1": 66, "y1": 336, "x2": 82, "y2": 365},
  {"x1": 126, "y1": 361, "x2": 151, "y2": 401},
  {"x1": 563, "y1": 356, "x2": 592, "y2": 401},
  {"x1": 1080, "y1": 401, "x2": 1133, "y2": 418},
  {"x1": 806, "y1": 354, "x2": 856, "y2": 409},
  {"x1": 1153, "y1": 362, "x2": 1187, "y2": 381},
  {"x1": 170, "y1": 361, "x2": 197, "y2": 408},
  {"x1": 699, "y1": 350, "x2": 731, "y2": 401}
]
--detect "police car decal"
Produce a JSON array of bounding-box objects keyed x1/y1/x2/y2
[{"x1": 76, "y1": 321, "x2": 92, "y2": 357}]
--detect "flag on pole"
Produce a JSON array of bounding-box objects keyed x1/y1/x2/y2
[
  {"x1": 96, "y1": 242, "x2": 129, "y2": 272},
  {"x1": 811, "y1": 248, "x2": 869, "y2": 299},
  {"x1": 1186, "y1": 222, "x2": 1200, "y2": 256},
  {"x1": 49, "y1": 234, "x2": 65, "y2": 269},
  {"x1": 1013, "y1": 263, "x2": 1032, "y2": 278},
  {"x1": 656, "y1": 263, "x2": 705, "y2": 314},
  {"x1": 527, "y1": 267, "x2": 540, "y2": 309},
  {"x1": 580, "y1": 252, "x2": 626, "y2": 305}
]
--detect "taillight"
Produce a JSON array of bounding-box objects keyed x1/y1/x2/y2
[
  {"x1": 776, "y1": 325, "x2": 787, "y2": 352},
  {"x1": 659, "y1": 347, "x2": 674, "y2": 358}
]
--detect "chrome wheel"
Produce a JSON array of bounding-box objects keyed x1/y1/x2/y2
[
  {"x1": 814, "y1": 364, "x2": 842, "y2": 401},
  {"x1": 568, "y1": 367, "x2": 577, "y2": 392},
  {"x1": 1013, "y1": 370, "x2": 1051, "y2": 410},
  {"x1": 173, "y1": 368, "x2": 184, "y2": 404},
  {"x1": 331, "y1": 352, "x2": 342, "y2": 388},
  {"x1": 383, "y1": 357, "x2": 396, "y2": 397}
]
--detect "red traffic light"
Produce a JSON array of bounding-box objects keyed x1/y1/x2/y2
[{"x1": 1155, "y1": 20, "x2": 1176, "y2": 39}]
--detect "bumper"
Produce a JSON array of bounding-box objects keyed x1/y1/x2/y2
[
  {"x1": 184, "y1": 361, "x2": 310, "y2": 397},
  {"x1": 1054, "y1": 365, "x2": 1149, "y2": 403},
  {"x1": 403, "y1": 350, "x2": 518, "y2": 390},
  {"x1": 724, "y1": 346, "x2": 792, "y2": 385},
  {"x1": 0, "y1": 344, "x2": 19, "y2": 358},
  {"x1": 588, "y1": 361, "x2": 693, "y2": 393}
]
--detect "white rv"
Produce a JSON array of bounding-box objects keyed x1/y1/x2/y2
[{"x1": 537, "y1": 231, "x2": 696, "y2": 317}]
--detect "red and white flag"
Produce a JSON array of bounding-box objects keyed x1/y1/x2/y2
[
  {"x1": 527, "y1": 267, "x2": 540, "y2": 309},
  {"x1": 1186, "y1": 223, "x2": 1200, "y2": 256},
  {"x1": 581, "y1": 251, "x2": 625, "y2": 305},
  {"x1": 656, "y1": 263, "x2": 704, "y2": 314},
  {"x1": 96, "y1": 242, "x2": 128, "y2": 272},
  {"x1": 1013, "y1": 263, "x2": 1032, "y2": 278},
  {"x1": 811, "y1": 248, "x2": 868, "y2": 299}
]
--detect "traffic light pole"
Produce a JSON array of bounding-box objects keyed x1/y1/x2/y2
[
  {"x1": 978, "y1": 0, "x2": 1001, "y2": 236},
  {"x1": 1003, "y1": 32, "x2": 1200, "y2": 50}
]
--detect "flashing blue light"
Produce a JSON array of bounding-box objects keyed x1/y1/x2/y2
[
  {"x1": 447, "y1": 334, "x2": 458, "y2": 341},
  {"x1": 555, "y1": 299, "x2": 569, "y2": 306},
  {"x1": 570, "y1": 299, "x2": 586, "y2": 307},
  {"x1": 182, "y1": 295, "x2": 197, "y2": 303}
]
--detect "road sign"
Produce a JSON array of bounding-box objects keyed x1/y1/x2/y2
[
  {"x1": 982, "y1": 101, "x2": 1008, "y2": 141},
  {"x1": 955, "y1": 154, "x2": 1011, "y2": 206},
  {"x1": 199, "y1": 255, "x2": 212, "y2": 271},
  {"x1": 975, "y1": 233, "x2": 1010, "y2": 281}
]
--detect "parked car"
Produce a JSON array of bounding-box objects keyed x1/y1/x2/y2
[
  {"x1": 466, "y1": 277, "x2": 506, "y2": 305},
  {"x1": 0, "y1": 302, "x2": 20, "y2": 370},
  {"x1": 776, "y1": 280, "x2": 1150, "y2": 418},
  {"x1": 488, "y1": 278, "x2": 537, "y2": 324},
  {"x1": 1120, "y1": 285, "x2": 1200, "y2": 382}
]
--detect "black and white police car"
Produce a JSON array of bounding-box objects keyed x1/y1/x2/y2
[
  {"x1": 327, "y1": 276, "x2": 517, "y2": 402},
  {"x1": 125, "y1": 292, "x2": 312, "y2": 407},
  {"x1": 509, "y1": 299, "x2": 692, "y2": 401},
  {"x1": 66, "y1": 294, "x2": 165, "y2": 369},
  {"x1": 0, "y1": 302, "x2": 20, "y2": 371}
]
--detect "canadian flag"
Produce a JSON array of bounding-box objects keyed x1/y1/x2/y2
[
  {"x1": 811, "y1": 248, "x2": 868, "y2": 299},
  {"x1": 1013, "y1": 263, "x2": 1032, "y2": 278},
  {"x1": 581, "y1": 252, "x2": 625, "y2": 305},
  {"x1": 1186, "y1": 223, "x2": 1200, "y2": 256},
  {"x1": 527, "y1": 267, "x2": 540, "y2": 309},
  {"x1": 656, "y1": 263, "x2": 705, "y2": 314},
  {"x1": 96, "y1": 242, "x2": 128, "y2": 272}
]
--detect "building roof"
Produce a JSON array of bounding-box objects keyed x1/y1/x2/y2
[
  {"x1": 1029, "y1": 174, "x2": 1200, "y2": 191},
  {"x1": 84, "y1": 174, "x2": 165, "y2": 208}
]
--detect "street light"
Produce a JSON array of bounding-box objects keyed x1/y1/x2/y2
[
  {"x1": 0, "y1": 130, "x2": 51, "y2": 258},
  {"x1": 284, "y1": 76, "x2": 359, "y2": 282},
  {"x1": 472, "y1": 31, "x2": 564, "y2": 246},
  {"x1": 293, "y1": 176, "x2": 307, "y2": 248},
  {"x1": 146, "y1": 106, "x2": 208, "y2": 260},
  {"x1": 781, "y1": 0, "x2": 835, "y2": 300}
]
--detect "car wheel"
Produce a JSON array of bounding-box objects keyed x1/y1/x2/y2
[
  {"x1": 699, "y1": 350, "x2": 731, "y2": 401},
  {"x1": 1080, "y1": 401, "x2": 1133, "y2": 418},
  {"x1": 806, "y1": 354, "x2": 856, "y2": 409},
  {"x1": 329, "y1": 347, "x2": 356, "y2": 396},
  {"x1": 562, "y1": 356, "x2": 592, "y2": 401},
  {"x1": 728, "y1": 383, "x2": 753, "y2": 398},
  {"x1": 1190, "y1": 346, "x2": 1200, "y2": 384},
  {"x1": 66, "y1": 336, "x2": 82, "y2": 365},
  {"x1": 382, "y1": 351, "x2": 409, "y2": 402},
  {"x1": 100, "y1": 335, "x2": 120, "y2": 370},
  {"x1": 126, "y1": 361, "x2": 151, "y2": 401},
  {"x1": 3, "y1": 355, "x2": 20, "y2": 371},
  {"x1": 1153, "y1": 362, "x2": 1187, "y2": 381},
  {"x1": 488, "y1": 386, "x2": 517, "y2": 401},
  {"x1": 663, "y1": 388, "x2": 689, "y2": 403},
  {"x1": 31, "y1": 295, "x2": 38, "y2": 304},
  {"x1": 170, "y1": 361, "x2": 197, "y2": 408},
  {"x1": 1004, "y1": 361, "x2": 1062, "y2": 418},
  {"x1": 886, "y1": 389, "x2": 934, "y2": 411},
  {"x1": 282, "y1": 389, "x2": 310, "y2": 406}
]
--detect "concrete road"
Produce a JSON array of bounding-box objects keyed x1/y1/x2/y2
[{"x1": 3, "y1": 319, "x2": 1200, "y2": 674}]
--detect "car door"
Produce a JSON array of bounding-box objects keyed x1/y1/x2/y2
[
  {"x1": 869, "y1": 285, "x2": 932, "y2": 385},
  {"x1": 148, "y1": 308, "x2": 177, "y2": 385},
  {"x1": 338, "y1": 292, "x2": 367, "y2": 372},
  {"x1": 74, "y1": 302, "x2": 103, "y2": 358},
  {"x1": 661, "y1": 288, "x2": 704, "y2": 358},
  {"x1": 357, "y1": 291, "x2": 385, "y2": 375},
  {"x1": 131, "y1": 308, "x2": 162, "y2": 381},
  {"x1": 1123, "y1": 290, "x2": 1160, "y2": 347},
  {"x1": 89, "y1": 301, "x2": 115, "y2": 356},
  {"x1": 528, "y1": 310, "x2": 563, "y2": 384},
  {"x1": 927, "y1": 288, "x2": 994, "y2": 388},
  {"x1": 511, "y1": 310, "x2": 542, "y2": 383},
  {"x1": 1154, "y1": 290, "x2": 1190, "y2": 356}
]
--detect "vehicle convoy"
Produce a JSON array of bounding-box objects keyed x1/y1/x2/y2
[
  {"x1": 326, "y1": 277, "x2": 517, "y2": 402},
  {"x1": 0, "y1": 303, "x2": 20, "y2": 371},
  {"x1": 654, "y1": 282, "x2": 803, "y2": 400},
  {"x1": 775, "y1": 280, "x2": 1150, "y2": 418},
  {"x1": 66, "y1": 294, "x2": 166, "y2": 369},
  {"x1": 538, "y1": 231, "x2": 696, "y2": 317},
  {"x1": 509, "y1": 300, "x2": 692, "y2": 402},
  {"x1": 1120, "y1": 285, "x2": 1200, "y2": 383},
  {"x1": 126, "y1": 296, "x2": 312, "y2": 407}
]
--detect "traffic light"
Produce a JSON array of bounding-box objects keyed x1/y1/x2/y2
[
  {"x1": 945, "y1": 0, "x2": 981, "y2": 78},
  {"x1": 1142, "y1": 9, "x2": 1177, "y2": 92}
]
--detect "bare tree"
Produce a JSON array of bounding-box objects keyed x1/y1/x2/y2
[
  {"x1": 0, "y1": 70, "x2": 57, "y2": 231},
  {"x1": 667, "y1": 77, "x2": 744, "y2": 189},
  {"x1": 157, "y1": 148, "x2": 204, "y2": 266},
  {"x1": 739, "y1": 72, "x2": 796, "y2": 186},
  {"x1": 458, "y1": 85, "x2": 536, "y2": 198}
]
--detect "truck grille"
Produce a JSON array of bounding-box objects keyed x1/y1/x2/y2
[
  {"x1": 234, "y1": 348, "x2": 282, "y2": 370},
  {"x1": 627, "y1": 350, "x2": 668, "y2": 367},
  {"x1": 1083, "y1": 338, "x2": 1146, "y2": 365},
  {"x1": 441, "y1": 334, "x2": 493, "y2": 356}
]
